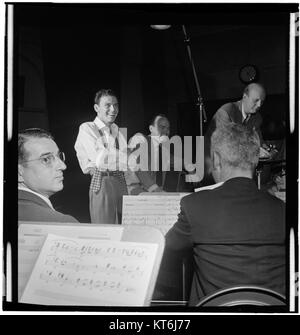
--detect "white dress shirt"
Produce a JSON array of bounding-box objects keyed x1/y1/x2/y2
[
  {"x1": 74, "y1": 117, "x2": 128, "y2": 174},
  {"x1": 241, "y1": 102, "x2": 250, "y2": 123}
]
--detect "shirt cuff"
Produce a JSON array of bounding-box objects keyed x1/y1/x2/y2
[
  {"x1": 185, "y1": 174, "x2": 201, "y2": 183},
  {"x1": 148, "y1": 184, "x2": 159, "y2": 192}
]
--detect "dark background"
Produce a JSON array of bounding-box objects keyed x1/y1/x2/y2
[{"x1": 15, "y1": 3, "x2": 294, "y2": 222}]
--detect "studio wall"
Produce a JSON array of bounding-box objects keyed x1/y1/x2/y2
[{"x1": 16, "y1": 5, "x2": 291, "y2": 221}]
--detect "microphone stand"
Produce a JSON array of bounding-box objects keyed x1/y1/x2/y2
[{"x1": 181, "y1": 25, "x2": 207, "y2": 136}]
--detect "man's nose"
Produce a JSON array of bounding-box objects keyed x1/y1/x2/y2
[
  {"x1": 110, "y1": 104, "x2": 117, "y2": 113},
  {"x1": 57, "y1": 157, "x2": 67, "y2": 170}
]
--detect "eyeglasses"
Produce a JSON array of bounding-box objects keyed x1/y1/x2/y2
[{"x1": 22, "y1": 152, "x2": 65, "y2": 167}]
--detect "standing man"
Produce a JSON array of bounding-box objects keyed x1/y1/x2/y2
[
  {"x1": 164, "y1": 124, "x2": 285, "y2": 306},
  {"x1": 125, "y1": 114, "x2": 170, "y2": 195},
  {"x1": 211, "y1": 82, "x2": 266, "y2": 145},
  {"x1": 74, "y1": 89, "x2": 128, "y2": 224},
  {"x1": 204, "y1": 83, "x2": 268, "y2": 177},
  {"x1": 18, "y1": 128, "x2": 78, "y2": 223}
]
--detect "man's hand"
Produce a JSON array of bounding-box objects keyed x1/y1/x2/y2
[
  {"x1": 152, "y1": 186, "x2": 164, "y2": 192},
  {"x1": 88, "y1": 167, "x2": 96, "y2": 176},
  {"x1": 259, "y1": 146, "x2": 271, "y2": 159}
]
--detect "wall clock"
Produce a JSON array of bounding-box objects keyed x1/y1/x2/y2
[{"x1": 239, "y1": 65, "x2": 258, "y2": 84}]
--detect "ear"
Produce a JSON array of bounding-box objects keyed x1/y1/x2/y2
[
  {"x1": 18, "y1": 163, "x2": 25, "y2": 183},
  {"x1": 149, "y1": 125, "x2": 153, "y2": 133},
  {"x1": 94, "y1": 104, "x2": 99, "y2": 113}
]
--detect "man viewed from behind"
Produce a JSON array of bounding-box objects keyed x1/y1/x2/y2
[
  {"x1": 165, "y1": 123, "x2": 285, "y2": 306},
  {"x1": 18, "y1": 128, "x2": 78, "y2": 223}
]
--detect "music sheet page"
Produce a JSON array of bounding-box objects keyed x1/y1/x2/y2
[
  {"x1": 122, "y1": 194, "x2": 189, "y2": 235},
  {"x1": 20, "y1": 234, "x2": 158, "y2": 306},
  {"x1": 18, "y1": 224, "x2": 124, "y2": 300}
]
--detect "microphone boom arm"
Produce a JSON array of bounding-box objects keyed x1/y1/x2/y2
[{"x1": 182, "y1": 24, "x2": 207, "y2": 136}]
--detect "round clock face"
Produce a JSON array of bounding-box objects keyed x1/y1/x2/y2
[{"x1": 239, "y1": 65, "x2": 258, "y2": 83}]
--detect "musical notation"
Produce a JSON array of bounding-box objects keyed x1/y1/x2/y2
[
  {"x1": 48, "y1": 240, "x2": 149, "y2": 259},
  {"x1": 44, "y1": 255, "x2": 144, "y2": 277},
  {"x1": 18, "y1": 223, "x2": 124, "y2": 300},
  {"x1": 122, "y1": 195, "x2": 189, "y2": 234},
  {"x1": 38, "y1": 270, "x2": 136, "y2": 293},
  {"x1": 20, "y1": 234, "x2": 158, "y2": 306}
]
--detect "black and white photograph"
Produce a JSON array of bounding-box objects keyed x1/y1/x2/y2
[{"x1": 2, "y1": 1, "x2": 299, "y2": 317}]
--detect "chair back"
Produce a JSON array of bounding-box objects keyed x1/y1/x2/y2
[{"x1": 197, "y1": 285, "x2": 286, "y2": 307}]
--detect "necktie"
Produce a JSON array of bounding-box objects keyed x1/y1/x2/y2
[
  {"x1": 156, "y1": 144, "x2": 163, "y2": 187},
  {"x1": 243, "y1": 115, "x2": 249, "y2": 125}
]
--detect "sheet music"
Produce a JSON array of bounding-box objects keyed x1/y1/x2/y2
[
  {"x1": 18, "y1": 223, "x2": 124, "y2": 300},
  {"x1": 122, "y1": 194, "x2": 189, "y2": 235},
  {"x1": 20, "y1": 234, "x2": 158, "y2": 306}
]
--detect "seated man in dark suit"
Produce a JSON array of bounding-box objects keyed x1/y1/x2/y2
[
  {"x1": 18, "y1": 128, "x2": 78, "y2": 223},
  {"x1": 165, "y1": 123, "x2": 285, "y2": 306},
  {"x1": 125, "y1": 114, "x2": 170, "y2": 195}
]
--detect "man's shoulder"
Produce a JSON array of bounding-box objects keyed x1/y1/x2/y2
[
  {"x1": 181, "y1": 186, "x2": 220, "y2": 205},
  {"x1": 258, "y1": 188, "x2": 285, "y2": 209},
  {"x1": 131, "y1": 132, "x2": 147, "y2": 141},
  {"x1": 217, "y1": 101, "x2": 239, "y2": 114},
  {"x1": 128, "y1": 132, "x2": 147, "y2": 149},
  {"x1": 18, "y1": 190, "x2": 78, "y2": 223},
  {"x1": 19, "y1": 199, "x2": 78, "y2": 223},
  {"x1": 79, "y1": 121, "x2": 96, "y2": 129},
  {"x1": 49, "y1": 210, "x2": 79, "y2": 223},
  {"x1": 18, "y1": 189, "x2": 47, "y2": 205}
]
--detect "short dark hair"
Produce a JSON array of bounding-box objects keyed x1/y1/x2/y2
[
  {"x1": 18, "y1": 128, "x2": 54, "y2": 163},
  {"x1": 211, "y1": 123, "x2": 260, "y2": 171},
  {"x1": 94, "y1": 89, "x2": 118, "y2": 105},
  {"x1": 149, "y1": 114, "x2": 168, "y2": 126}
]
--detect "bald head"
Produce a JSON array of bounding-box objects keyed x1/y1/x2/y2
[
  {"x1": 244, "y1": 83, "x2": 266, "y2": 97},
  {"x1": 242, "y1": 83, "x2": 266, "y2": 115}
]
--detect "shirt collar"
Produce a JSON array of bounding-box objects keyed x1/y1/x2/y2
[
  {"x1": 94, "y1": 117, "x2": 118, "y2": 132},
  {"x1": 240, "y1": 101, "x2": 249, "y2": 122},
  {"x1": 150, "y1": 135, "x2": 161, "y2": 146},
  {"x1": 18, "y1": 185, "x2": 54, "y2": 210}
]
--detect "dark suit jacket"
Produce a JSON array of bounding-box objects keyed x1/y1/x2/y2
[
  {"x1": 203, "y1": 100, "x2": 264, "y2": 179},
  {"x1": 18, "y1": 189, "x2": 79, "y2": 223},
  {"x1": 134, "y1": 135, "x2": 168, "y2": 190},
  {"x1": 165, "y1": 177, "x2": 286, "y2": 306},
  {"x1": 206, "y1": 100, "x2": 263, "y2": 144}
]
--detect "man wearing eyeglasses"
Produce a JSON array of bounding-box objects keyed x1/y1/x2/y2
[{"x1": 18, "y1": 128, "x2": 78, "y2": 223}]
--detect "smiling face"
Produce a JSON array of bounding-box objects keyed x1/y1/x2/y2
[
  {"x1": 18, "y1": 137, "x2": 66, "y2": 198},
  {"x1": 94, "y1": 95, "x2": 119, "y2": 126}
]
